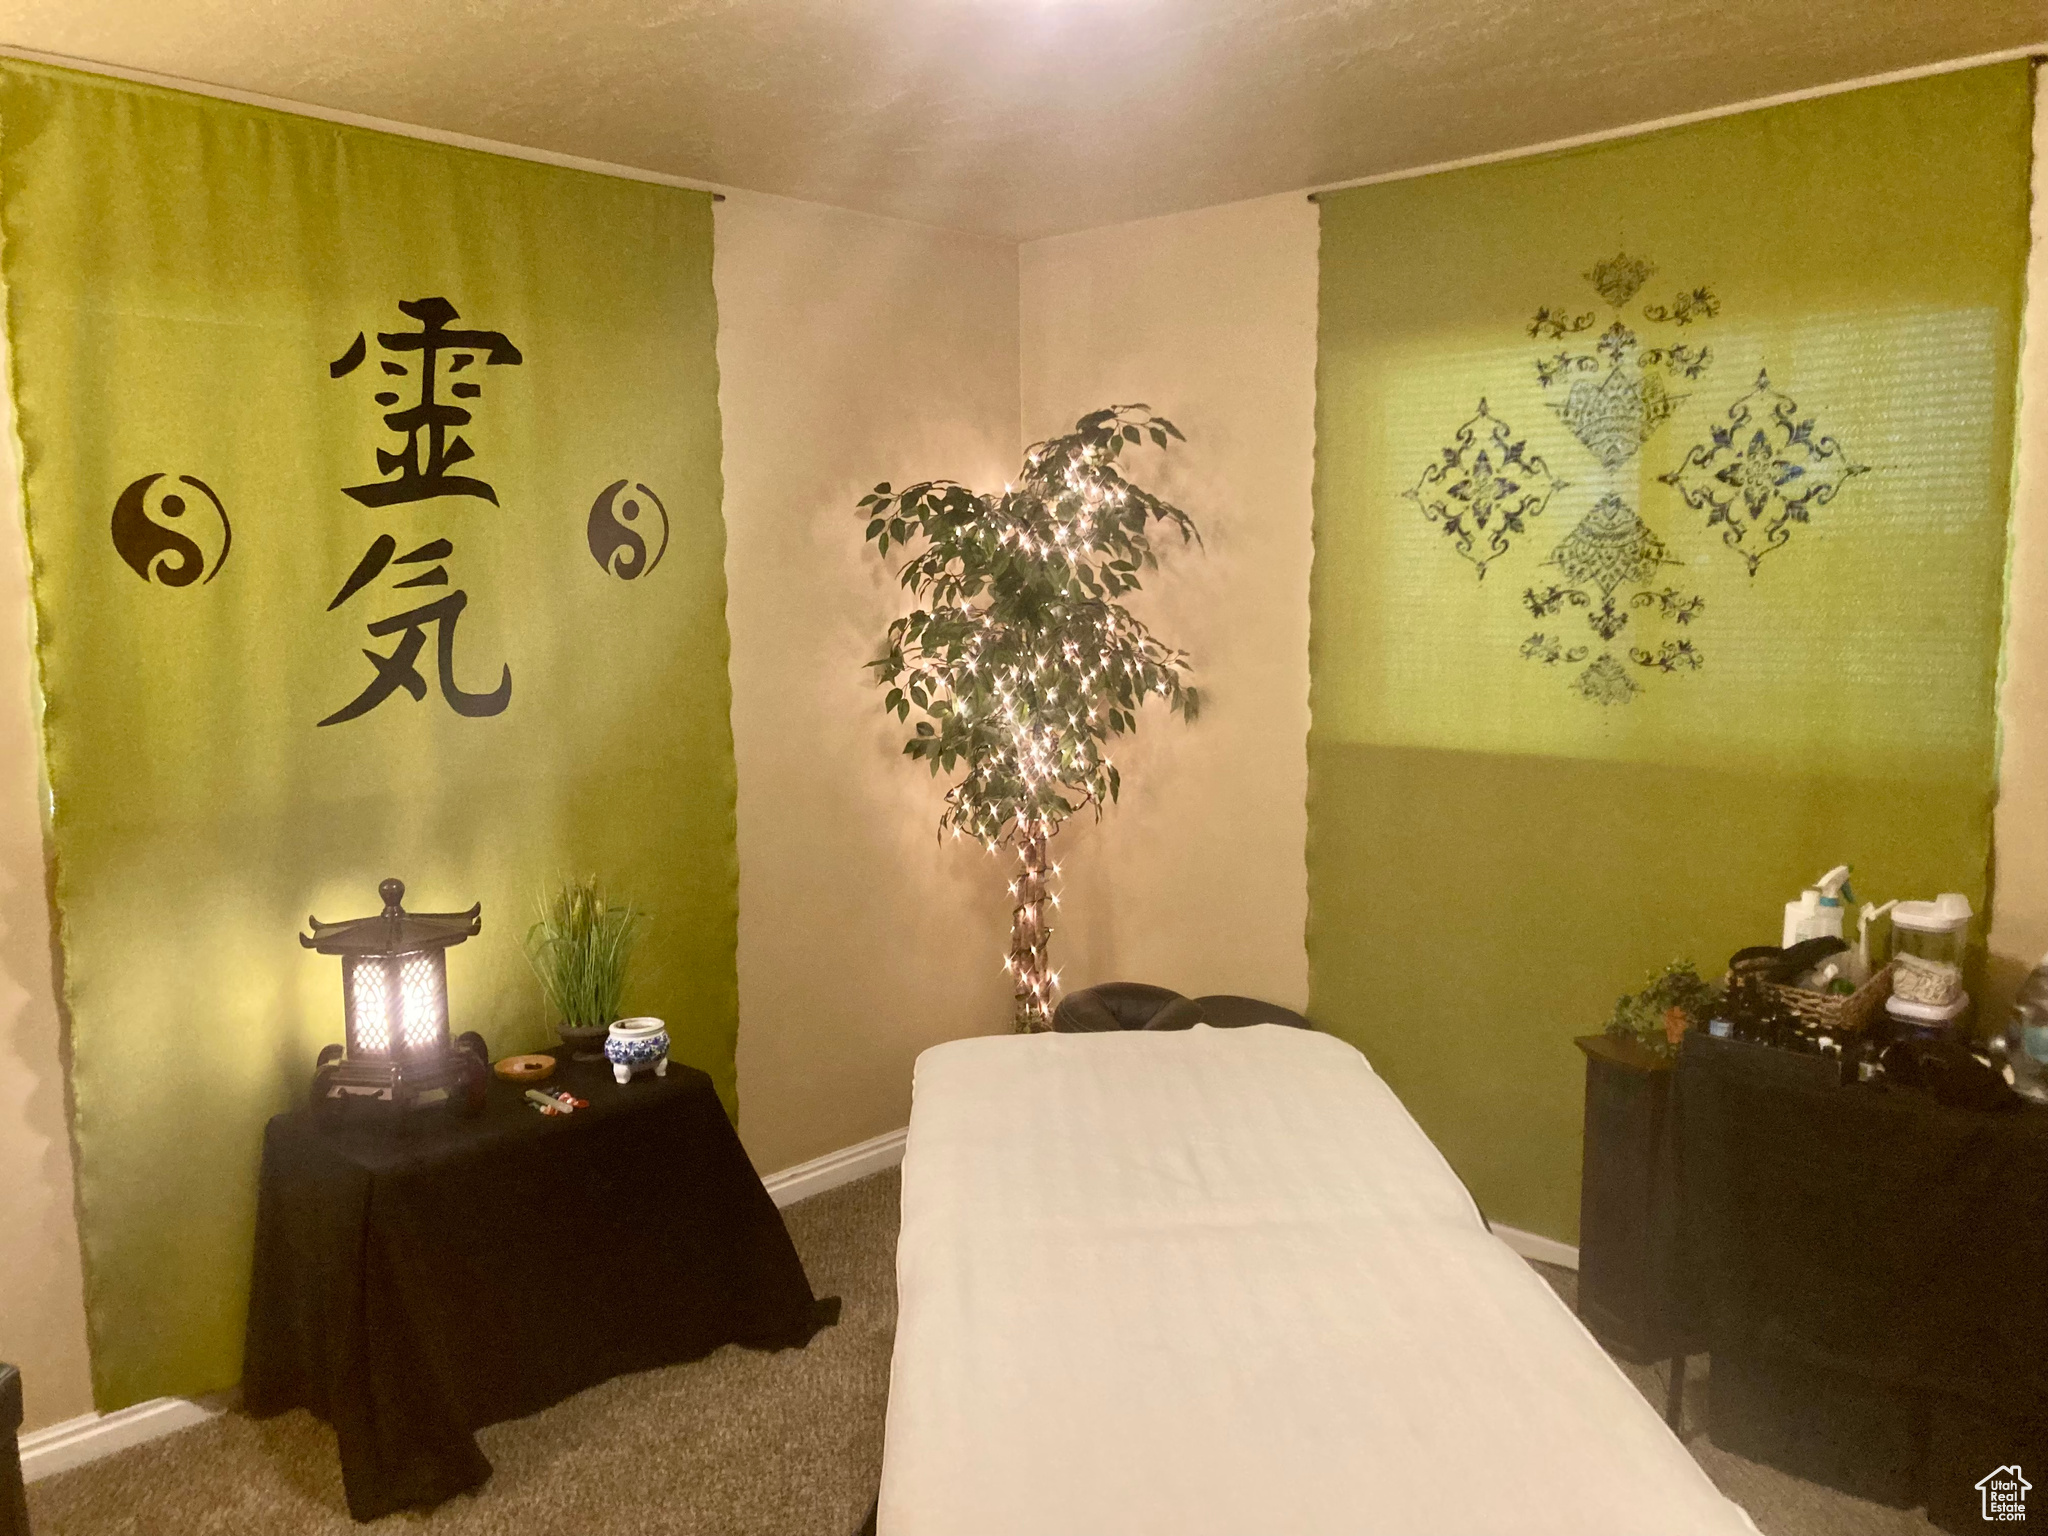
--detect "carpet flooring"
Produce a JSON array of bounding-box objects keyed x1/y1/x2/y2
[
  {"x1": 26, "y1": 1171, "x2": 896, "y2": 1536},
  {"x1": 27, "y1": 1169, "x2": 1943, "y2": 1536},
  {"x1": 1527, "y1": 1264, "x2": 1942, "y2": 1536}
]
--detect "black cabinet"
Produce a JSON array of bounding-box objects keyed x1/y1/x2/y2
[
  {"x1": 1675, "y1": 1036, "x2": 2048, "y2": 1532},
  {"x1": 1574, "y1": 1034, "x2": 1693, "y2": 1425}
]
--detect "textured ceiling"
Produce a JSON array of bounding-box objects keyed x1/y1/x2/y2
[{"x1": 5, "y1": 0, "x2": 2045, "y2": 240}]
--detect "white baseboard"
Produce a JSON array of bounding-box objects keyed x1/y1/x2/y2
[
  {"x1": 761, "y1": 1125, "x2": 908, "y2": 1208},
  {"x1": 1493, "y1": 1222, "x2": 1580, "y2": 1270},
  {"x1": 20, "y1": 1395, "x2": 220, "y2": 1482}
]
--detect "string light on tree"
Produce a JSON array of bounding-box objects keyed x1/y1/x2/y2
[{"x1": 860, "y1": 406, "x2": 1202, "y2": 1031}]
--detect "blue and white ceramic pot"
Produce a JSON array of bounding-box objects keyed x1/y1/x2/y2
[{"x1": 604, "y1": 1017, "x2": 670, "y2": 1084}]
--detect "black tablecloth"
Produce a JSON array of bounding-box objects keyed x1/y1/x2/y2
[
  {"x1": 2, "y1": 1364, "x2": 27, "y2": 1536},
  {"x1": 1676, "y1": 1039, "x2": 2048, "y2": 1528},
  {"x1": 243, "y1": 1050, "x2": 836, "y2": 1521}
]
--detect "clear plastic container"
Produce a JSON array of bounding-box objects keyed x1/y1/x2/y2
[
  {"x1": 1886, "y1": 992, "x2": 1967, "y2": 1038},
  {"x1": 1889, "y1": 894, "x2": 1971, "y2": 1009},
  {"x1": 2003, "y1": 953, "x2": 2048, "y2": 1104}
]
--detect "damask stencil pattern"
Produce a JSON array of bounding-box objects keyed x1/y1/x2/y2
[
  {"x1": 1403, "y1": 247, "x2": 1868, "y2": 703},
  {"x1": 1520, "y1": 493, "x2": 1703, "y2": 705},
  {"x1": 1661, "y1": 369, "x2": 1870, "y2": 575},
  {"x1": 1518, "y1": 252, "x2": 1714, "y2": 702},
  {"x1": 1401, "y1": 400, "x2": 1564, "y2": 578},
  {"x1": 1533, "y1": 254, "x2": 1715, "y2": 471}
]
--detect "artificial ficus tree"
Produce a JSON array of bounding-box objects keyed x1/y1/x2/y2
[{"x1": 861, "y1": 405, "x2": 1201, "y2": 1031}]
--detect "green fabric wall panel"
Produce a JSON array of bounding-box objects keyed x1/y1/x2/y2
[
  {"x1": 0, "y1": 61, "x2": 736, "y2": 1406},
  {"x1": 1309, "y1": 65, "x2": 2033, "y2": 1242}
]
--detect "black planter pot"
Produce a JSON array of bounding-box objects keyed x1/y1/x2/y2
[{"x1": 556, "y1": 1022, "x2": 609, "y2": 1063}]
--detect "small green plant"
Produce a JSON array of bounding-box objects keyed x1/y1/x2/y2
[
  {"x1": 1606, "y1": 959, "x2": 1720, "y2": 1055},
  {"x1": 525, "y1": 875, "x2": 643, "y2": 1029}
]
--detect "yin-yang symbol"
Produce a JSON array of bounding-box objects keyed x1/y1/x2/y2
[
  {"x1": 110, "y1": 473, "x2": 233, "y2": 587},
  {"x1": 587, "y1": 480, "x2": 670, "y2": 581}
]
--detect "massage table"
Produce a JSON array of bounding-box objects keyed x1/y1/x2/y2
[{"x1": 877, "y1": 1024, "x2": 1757, "y2": 1535}]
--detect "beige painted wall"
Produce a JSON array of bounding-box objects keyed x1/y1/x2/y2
[
  {"x1": 717, "y1": 192, "x2": 1019, "y2": 1176},
  {"x1": 1016, "y1": 193, "x2": 1319, "y2": 1010},
  {"x1": 1986, "y1": 86, "x2": 2048, "y2": 1020},
  {"x1": 0, "y1": 360, "x2": 94, "y2": 1432}
]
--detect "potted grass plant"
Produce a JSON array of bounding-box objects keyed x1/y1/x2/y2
[{"x1": 526, "y1": 875, "x2": 643, "y2": 1060}]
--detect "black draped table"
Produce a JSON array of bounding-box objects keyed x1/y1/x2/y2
[
  {"x1": 243, "y1": 1049, "x2": 836, "y2": 1521},
  {"x1": 1676, "y1": 1039, "x2": 2048, "y2": 1532}
]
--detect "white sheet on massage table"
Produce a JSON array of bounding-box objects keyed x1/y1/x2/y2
[{"x1": 878, "y1": 1024, "x2": 1758, "y2": 1536}]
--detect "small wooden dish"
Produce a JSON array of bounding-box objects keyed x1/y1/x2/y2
[{"x1": 493, "y1": 1053, "x2": 557, "y2": 1084}]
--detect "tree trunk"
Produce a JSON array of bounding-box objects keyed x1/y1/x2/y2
[{"x1": 1009, "y1": 820, "x2": 1055, "y2": 1032}]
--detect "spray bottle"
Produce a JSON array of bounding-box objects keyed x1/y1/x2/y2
[{"x1": 1782, "y1": 866, "x2": 1854, "y2": 950}]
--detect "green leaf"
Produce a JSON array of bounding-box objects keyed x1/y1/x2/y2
[{"x1": 861, "y1": 406, "x2": 1202, "y2": 832}]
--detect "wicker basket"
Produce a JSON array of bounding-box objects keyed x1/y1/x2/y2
[{"x1": 1760, "y1": 963, "x2": 1893, "y2": 1035}]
